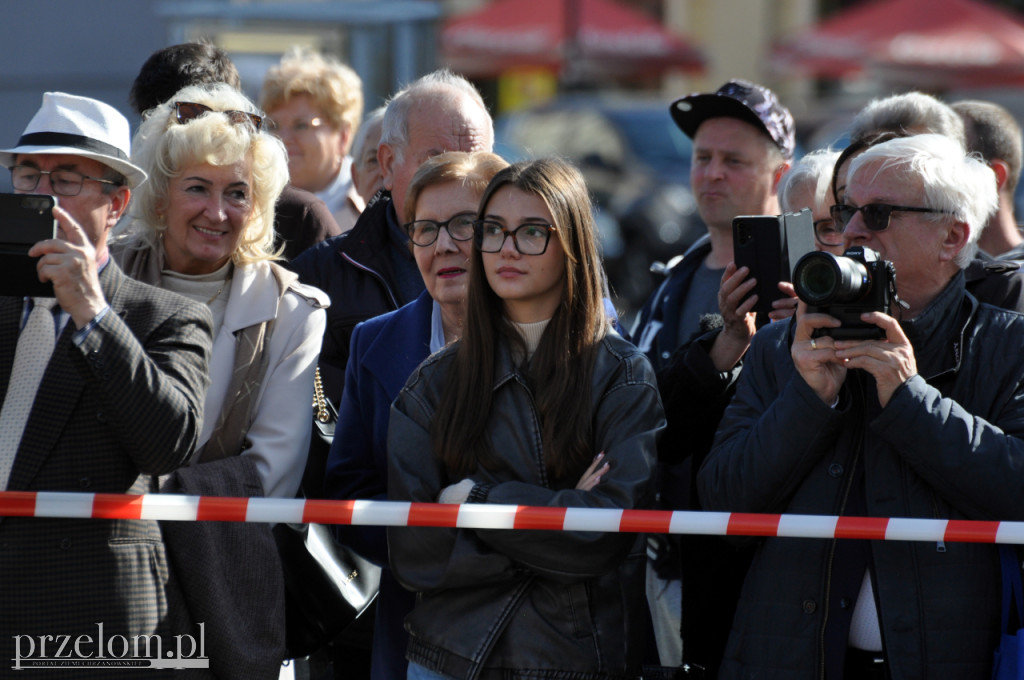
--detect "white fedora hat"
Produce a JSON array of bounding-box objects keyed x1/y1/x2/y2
[{"x1": 0, "y1": 92, "x2": 147, "y2": 188}]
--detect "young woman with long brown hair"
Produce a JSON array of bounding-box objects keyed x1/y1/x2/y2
[{"x1": 388, "y1": 157, "x2": 664, "y2": 680}]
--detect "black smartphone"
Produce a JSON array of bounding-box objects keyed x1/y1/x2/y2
[
  {"x1": 0, "y1": 193, "x2": 57, "y2": 297},
  {"x1": 732, "y1": 209, "x2": 815, "y2": 316}
]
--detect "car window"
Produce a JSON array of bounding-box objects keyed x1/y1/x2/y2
[{"x1": 603, "y1": 108, "x2": 692, "y2": 183}]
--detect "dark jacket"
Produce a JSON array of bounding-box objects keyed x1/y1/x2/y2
[
  {"x1": 289, "y1": 191, "x2": 423, "y2": 403},
  {"x1": 698, "y1": 272, "x2": 1024, "y2": 680},
  {"x1": 631, "y1": 234, "x2": 712, "y2": 372},
  {"x1": 0, "y1": 262, "x2": 212, "y2": 676},
  {"x1": 274, "y1": 185, "x2": 342, "y2": 263},
  {"x1": 325, "y1": 290, "x2": 433, "y2": 680},
  {"x1": 387, "y1": 331, "x2": 664, "y2": 680},
  {"x1": 965, "y1": 255, "x2": 1024, "y2": 312}
]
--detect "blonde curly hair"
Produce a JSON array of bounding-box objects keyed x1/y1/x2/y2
[
  {"x1": 260, "y1": 47, "x2": 363, "y2": 147},
  {"x1": 124, "y1": 83, "x2": 289, "y2": 266}
]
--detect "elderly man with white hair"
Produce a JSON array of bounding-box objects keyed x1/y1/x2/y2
[
  {"x1": 290, "y1": 69, "x2": 493, "y2": 405},
  {"x1": 699, "y1": 133, "x2": 1024, "y2": 679}
]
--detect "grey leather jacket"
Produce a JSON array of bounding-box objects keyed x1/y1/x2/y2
[{"x1": 387, "y1": 331, "x2": 664, "y2": 680}]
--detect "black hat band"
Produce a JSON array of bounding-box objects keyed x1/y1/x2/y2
[{"x1": 16, "y1": 132, "x2": 129, "y2": 162}]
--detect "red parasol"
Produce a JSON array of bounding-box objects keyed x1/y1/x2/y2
[
  {"x1": 771, "y1": 0, "x2": 1024, "y2": 88},
  {"x1": 441, "y1": 0, "x2": 705, "y2": 80}
]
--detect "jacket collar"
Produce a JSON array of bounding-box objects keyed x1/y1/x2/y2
[
  {"x1": 220, "y1": 261, "x2": 286, "y2": 334},
  {"x1": 901, "y1": 270, "x2": 973, "y2": 380}
]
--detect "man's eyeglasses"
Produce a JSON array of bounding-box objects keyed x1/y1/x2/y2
[
  {"x1": 405, "y1": 212, "x2": 475, "y2": 247},
  {"x1": 11, "y1": 165, "x2": 120, "y2": 197},
  {"x1": 830, "y1": 203, "x2": 954, "y2": 233},
  {"x1": 814, "y1": 217, "x2": 843, "y2": 248},
  {"x1": 174, "y1": 101, "x2": 264, "y2": 132},
  {"x1": 475, "y1": 220, "x2": 556, "y2": 255}
]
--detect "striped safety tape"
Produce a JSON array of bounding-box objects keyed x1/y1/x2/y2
[{"x1": 1, "y1": 491, "x2": 1023, "y2": 544}]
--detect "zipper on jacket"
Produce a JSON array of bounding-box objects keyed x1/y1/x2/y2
[{"x1": 341, "y1": 252, "x2": 400, "y2": 310}]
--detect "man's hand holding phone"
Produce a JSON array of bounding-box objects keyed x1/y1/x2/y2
[{"x1": 28, "y1": 205, "x2": 107, "y2": 329}]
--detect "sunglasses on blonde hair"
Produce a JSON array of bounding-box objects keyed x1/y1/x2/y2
[{"x1": 173, "y1": 101, "x2": 263, "y2": 132}]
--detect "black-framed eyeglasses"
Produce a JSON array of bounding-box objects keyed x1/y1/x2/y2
[
  {"x1": 813, "y1": 217, "x2": 843, "y2": 248},
  {"x1": 475, "y1": 220, "x2": 556, "y2": 255},
  {"x1": 174, "y1": 101, "x2": 263, "y2": 132},
  {"x1": 11, "y1": 165, "x2": 120, "y2": 197},
  {"x1": 830, "y1": 203, "x2": 954, "y2": 233},
  {"x1": 405, "y1": 212, "x2": 476, "y2": 247}
]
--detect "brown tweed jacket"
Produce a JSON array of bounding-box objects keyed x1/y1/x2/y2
[{"x1": 0, "y1": 261, "x2": 212, "y2": 676}]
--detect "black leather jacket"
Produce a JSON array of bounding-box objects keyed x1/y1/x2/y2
[
  {"x1": 699, "y1": 272, "x2": 1024, "y2": 679},
  {"x1": 387, "y1": 331, "x2": 664, "y2": 680}
]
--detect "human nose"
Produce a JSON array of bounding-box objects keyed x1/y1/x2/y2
[
  {"x1": 841, "y1": 208, "x2": 870, "y2": 249},
  {"x1": 33, "y1": 171, "x2": 55, "y2": 195},
  {"x1": 703, "y1": 156, "x2": 726, "y2": 180},
  {"x1": 499, "y1": 230, "x2": 520, "y2": 257},
  {"x1": 435, "y1": 225, "x2": 459, "y2": 252},
  {"x1": 202, "y1": 196, "x2": 228, "y2": 222}
]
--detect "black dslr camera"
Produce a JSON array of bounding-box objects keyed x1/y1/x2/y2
[{"x1": 792, "y1": 246, "x2": 897, "y2": 339}]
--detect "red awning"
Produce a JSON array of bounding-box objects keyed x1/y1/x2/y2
[
  {"x1": 771, "y1": 0, "x2": 1024, "y2": 88},
  {"x1": 441, "y1": 0, "x2": 705, "y2": 80}
]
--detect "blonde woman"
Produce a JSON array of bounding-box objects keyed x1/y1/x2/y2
[
  {"x1": 113, "y1": 82, "x2": 328, "y2": 679},
  {"x1": 261, "y1": 47, "x2": 365, "y2": 231}
]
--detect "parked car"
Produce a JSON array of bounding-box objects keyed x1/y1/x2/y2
[{"x1": 494, "y1": 96, "x2": 704, "y2": 322}]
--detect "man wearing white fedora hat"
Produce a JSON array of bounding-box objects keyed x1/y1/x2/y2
[{"x1": 0, "y1": 92, "x2": 212, "y2": 671}]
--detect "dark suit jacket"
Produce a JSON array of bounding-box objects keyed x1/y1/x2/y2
[{"x1": 0, "y1": 261, "x2": 212, "y2": 673}]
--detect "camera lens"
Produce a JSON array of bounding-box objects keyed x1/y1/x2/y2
[
  {"x1": 736, "y1": 224, "x2": 753, "y2": 246},
  {"x1": 793, "y1": 252, "x2": 871, "y2": 305}
]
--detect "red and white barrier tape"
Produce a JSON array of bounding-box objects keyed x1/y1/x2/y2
[{"x1": 2, "y1": 491, "x2": 1023, "y2": 544}]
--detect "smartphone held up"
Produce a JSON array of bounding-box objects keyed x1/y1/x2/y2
[{"x1": 0, "y1": 193, "x2": 57, "y2": 297}]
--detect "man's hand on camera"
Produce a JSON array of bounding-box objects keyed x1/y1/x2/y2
[
  {"x1": 28, "y1": 205, "x2": 107, "y2": 329},
  {"x1": 834, "y1": 312, "x2": 917, "y2": 407},
  {"x1": 792, "y1": 300, "x2": 847, "y2": 406},
  {"x1": 709, "y1": 263, "x2": 759, "y2": 372}
]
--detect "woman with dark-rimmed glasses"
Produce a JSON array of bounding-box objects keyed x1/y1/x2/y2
[
  {"x1": 387, "y1": 157, "x2": 664, "y2": 680},
  {"x1": 324, "y1": 150, "x2": 507, "y2": 680},
  {"x1": 111, "y1": 83, "x2": 328, "y2": 678}
]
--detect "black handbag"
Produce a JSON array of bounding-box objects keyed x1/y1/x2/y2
[{"x1": 274, "y1": 367, "x2": 382, "y2": 659}]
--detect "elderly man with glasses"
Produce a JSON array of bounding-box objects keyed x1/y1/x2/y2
[
  {"x1": 698, "y1": 133, "x2": 1024, "y2": 679},
  {"x1": 0, "y1": 92, "x2": 212, "y2": 672}
]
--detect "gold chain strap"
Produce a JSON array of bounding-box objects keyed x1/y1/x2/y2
[{"x1": 313, "y1": 366, "x2": 331, "y2": 423}]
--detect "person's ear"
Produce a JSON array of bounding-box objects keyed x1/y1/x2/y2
[
  {"x1": 379, "y1": 143, "x2": 396, "y2": 192},
  {"x1": 939, "y1": 219, "x2": 970, "y2": 263},
  {"x1": 989, "y1": 159, "x2": 1010, "y2": 193},
  {"x1": 106, "y1": 186, "x2": 132, "y2": 227},
  {"x1": 772, "y1": 161, "x2": 792, "y2": 193},
  {"x1": 337, "y1": 121, "x2": 353, "y2": 157}
]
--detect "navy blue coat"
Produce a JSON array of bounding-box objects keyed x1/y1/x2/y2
[{"x1": 325, "y1": 290, "x2": 433, "y2": 680}]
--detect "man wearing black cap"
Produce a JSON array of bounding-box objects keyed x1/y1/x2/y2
[
  {"x1": 633, "y1": 79, "x2": 795, "y2": 372},
  {"x1": 0, "y1": 92, "x2": 212, "y2": 672},
  {"x1": 632, "y1": 80, "x2": 794, "y2": 673}
]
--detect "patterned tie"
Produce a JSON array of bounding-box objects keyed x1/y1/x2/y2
[{"x1": 0, "y1": 298, "x2": 57, "y2": 489}]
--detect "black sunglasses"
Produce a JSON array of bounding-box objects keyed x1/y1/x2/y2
[
  {"x1": 174, "y1": 101, "x2": 264, "y2": 132},
  {"x1": 830, "y1": 203, "x2": 954, "y2": 233}
]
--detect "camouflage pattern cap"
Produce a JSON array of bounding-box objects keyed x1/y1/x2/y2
[{"x1": 670, "y1": 79, "x2": 795, "y2": 161}]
